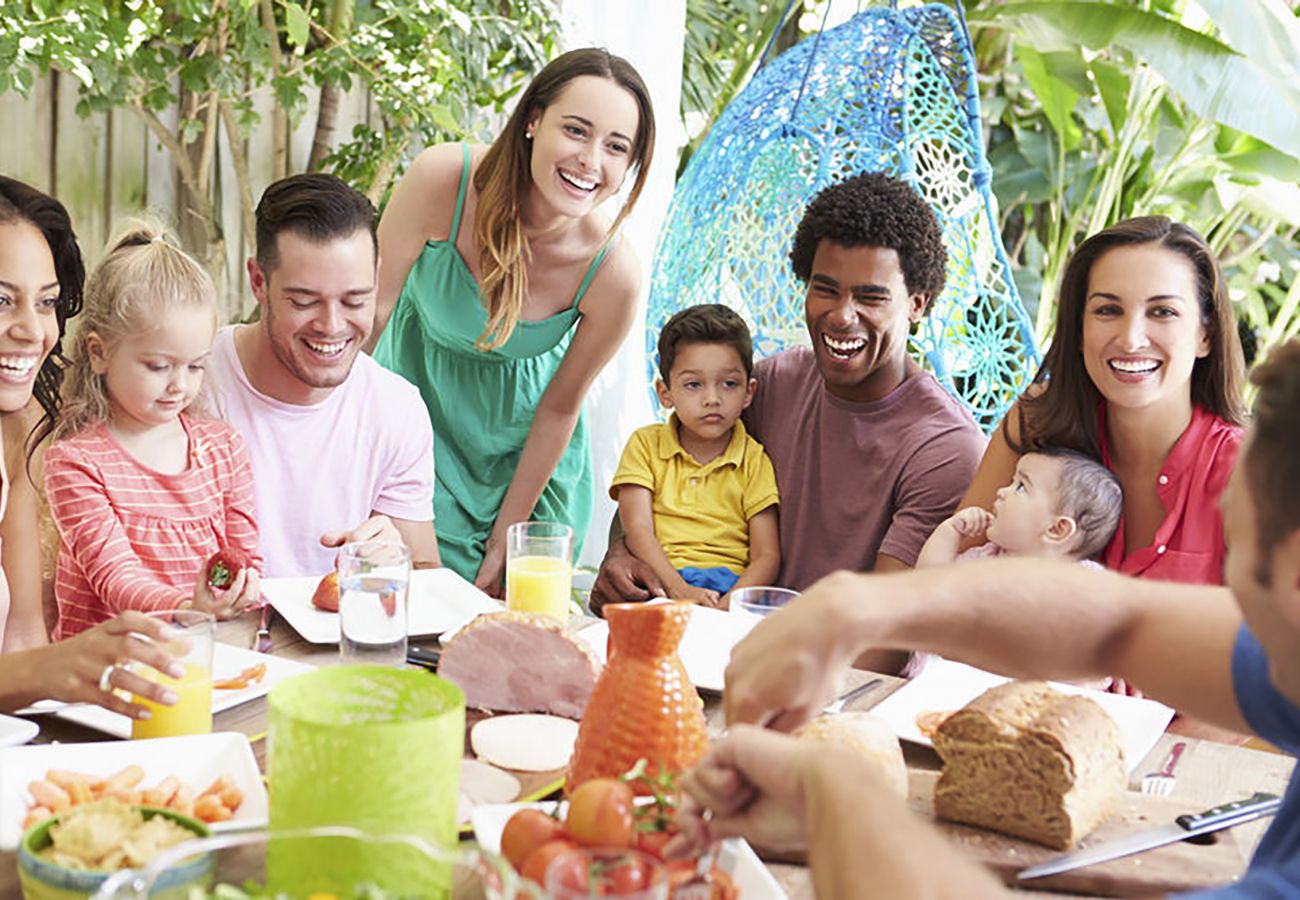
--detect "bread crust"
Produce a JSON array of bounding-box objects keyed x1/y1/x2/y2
[{"x1": 933, "y1": 681, "x2": 1125, "y2": 850}]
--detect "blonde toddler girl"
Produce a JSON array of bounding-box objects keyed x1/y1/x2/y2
[{"x1": 45, "y1": 226, "x2": 261, "y2": 638}]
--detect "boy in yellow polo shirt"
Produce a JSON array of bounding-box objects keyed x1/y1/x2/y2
[{"x1": 611, "y1": 305, "x2": 780, "y2": 608}]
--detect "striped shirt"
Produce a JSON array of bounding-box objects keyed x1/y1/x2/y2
[{"x1": 46, "y1": 416, "x2": 261, "y2": 638}]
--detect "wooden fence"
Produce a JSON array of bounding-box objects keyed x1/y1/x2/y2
[{"x1": 1, "y1": 70, "x2": 372, "y2": 320}]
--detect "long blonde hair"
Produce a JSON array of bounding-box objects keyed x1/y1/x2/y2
[
  {"x1": 55, "y1": 224, "x2": 217, "y2": 440},
  {"x1": 472, "y1": 48, "x2": 655, "y2": 350}
]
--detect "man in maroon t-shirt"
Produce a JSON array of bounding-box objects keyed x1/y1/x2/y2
[{"x1": 593, "y1": 173, "x2": 986, "y2": 671}]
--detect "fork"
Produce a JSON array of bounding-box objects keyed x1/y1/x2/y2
[
  {"x1": 252, "y1": 603, "x2": 274, "y2": 654},
  {"x1": 1140, "y1": 741, "x2": 1186, "y2": 797}
]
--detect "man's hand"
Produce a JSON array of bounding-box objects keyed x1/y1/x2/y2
[
  {"x1": 668, "y1": 725, "x2": 812, "y2": 857},
  {"x1": 589, "y1": 537, "x2": 668, "y2": 616},
  {"x1": 725, "y1": 571, "x2": 862, "y2": 731},
  {"x1": 321, "y1": 515, "x2": 404, "y2": 550}
]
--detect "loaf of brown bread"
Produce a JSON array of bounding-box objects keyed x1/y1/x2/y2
[{"x1": 932, "y1": 681, "x2": 1125, "y2": 850}]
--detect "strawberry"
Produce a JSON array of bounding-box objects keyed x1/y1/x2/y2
[
  {"x1": 206, "y1": 547, "x2": 254, "y2": 591},
  {"x1": 311, "y1": 571, "x2": 340, "y2": 612}
]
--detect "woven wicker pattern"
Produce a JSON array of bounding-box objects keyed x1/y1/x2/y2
[{"x1": 648, "y1": 4, "x2": 1038, "y2": 431}]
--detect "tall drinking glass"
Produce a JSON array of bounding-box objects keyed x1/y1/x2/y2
[
  {"x1": 505, "y1": 522, "x2": 573, "y2": 621},
  {"x1": 338, "y1": 541, "x2": 411, "y2": 666},
  {"x1": 130, "y1": 609, "x2": 215, "y2": 739}
]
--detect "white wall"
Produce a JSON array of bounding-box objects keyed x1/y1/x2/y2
[{"x1": 558, "y1": 0, "x2": 688, "y2": 569}]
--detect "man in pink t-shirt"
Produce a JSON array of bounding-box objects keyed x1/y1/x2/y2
[
  {"x1": 594, "y1": 173, "x2": 986, "y2": 672},
  {"x1": 206, "y1": 174, "x2": 437, "y2": 578}
]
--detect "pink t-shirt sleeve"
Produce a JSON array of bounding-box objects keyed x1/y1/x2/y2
[
  {"x1": 877, "y1": 429, "x2": 986, "y2": 567},
  {"x1": 44, "y1": 441, "x2": 190, "y2": 614},
  {"x1": 369, "y1": 393, "x2": 436, "y2": 522}
]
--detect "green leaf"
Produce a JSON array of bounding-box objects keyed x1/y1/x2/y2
[
  {"x1": 1089, "y1": 60, "x2": 1129, "y2": 138},
  {"x1": 1016, "y1": 45, "x2": 1080, "y2": 149},
  {"x1": 430, "y1": 103, "x2": 460, "y2": 135},
  {"x1": 968, "y1": 1, "x2": 1300, "y2": 158},
  {"x1": 284, "y1": 1, "x2": 309, "y2": 50}
]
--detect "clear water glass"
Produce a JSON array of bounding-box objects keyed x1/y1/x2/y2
[
  {"x1": 338, "y1": 541, "x2": 411, "y2": 666},
  {"x1": 728, "y1": 585, "x2": 800, "y2": 619}
]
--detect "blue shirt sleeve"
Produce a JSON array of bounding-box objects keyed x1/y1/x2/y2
[
  {"x1": 1174, "y1": 626, "x2": 1300, "y2": 899},
  {"x1": 1231, "y1": 625, "x2": 1300, "y2": 756}
]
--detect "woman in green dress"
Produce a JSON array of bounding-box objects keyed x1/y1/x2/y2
[{"x1": 370, "y1": 49, "x2": 655, "y2": 592}]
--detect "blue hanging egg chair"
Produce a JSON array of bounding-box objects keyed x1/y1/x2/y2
[{"x1": 647, "y1": 2, "x2": 1038, "y2": 432}]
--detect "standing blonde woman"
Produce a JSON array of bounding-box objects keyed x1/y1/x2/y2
[{"x1": 371, "y1": 48, "x2": 655, "y2": 592}]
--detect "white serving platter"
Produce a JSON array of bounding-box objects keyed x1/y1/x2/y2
[
  {"x1": 0, "y1": 715, "x2": 38, "y2": 748},
  {"x1": 0, "y1": 731, "x2": 267, "y2": 849},
  {"x1": 869, "y1": 657, "x2": 1176, "y2": 774},
  {"x1": 263, "y1": 567, "x2": 504, "y2": 644}
]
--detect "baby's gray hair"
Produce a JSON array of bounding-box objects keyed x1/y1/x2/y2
[{"x1": 1033, "y1": 447, "x2": 1124, "y2": 561}]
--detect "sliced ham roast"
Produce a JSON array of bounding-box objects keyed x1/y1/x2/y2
[{"x1": 438, "y1": 611, "x2": 602, "y2": 718}]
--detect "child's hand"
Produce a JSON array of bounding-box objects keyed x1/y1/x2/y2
[
  {"x1": 949, "y1": 507, "x2": 994, "y2": 539},
  {"x1": 678, "y1": 585, "x2": 723, "y2": 608},
  {"x1": 191, "y1": 565, "x2": 261, "y2": 620}
]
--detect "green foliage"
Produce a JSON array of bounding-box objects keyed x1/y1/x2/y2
[
  {"x1": 680, "y1": 0, "x2": 797, "y2": 174},
  {"x1": 319, "y1": 0, "x2": 556, "y2": 204},
  {"x1": 0, "y1": 0, "x2": 558, "y2": 201},
  {"x1": 966, "y1": 0, "x2": 1300, "y2": 361}
]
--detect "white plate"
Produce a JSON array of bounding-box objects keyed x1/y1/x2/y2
[
  {"x1": 0, "y1": 731, "x2": 267, "y2": 849},
  {"x1": 40, "y1": 643, "x2": 315, "y2": 739},
  {"x1": 869, "y1": 657, "x2": 1175, "y2": 774},
  {"x1": 0, "y1": 715, "x2": 38, "y2": 748},
  {"x1": 472, "y1": 802, "x2": 787, "y2": 899},
  {"x1": 575, "y1": 605, "x2": 758, "y2": 693},
  {"x1": 264, "y1": 568, "x2": 504, "y2": 644}
]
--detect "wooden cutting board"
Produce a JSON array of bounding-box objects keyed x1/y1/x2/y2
[{"x1": 909, "y1": 770, "x2": 1249, "y2": 896}]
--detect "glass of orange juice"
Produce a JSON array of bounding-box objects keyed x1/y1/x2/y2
[
  {"x1": 130, "y1": 609, "x2": 215, "y2": 739},
  {"x1": 505, "y1": 522, "x2": 573, "y2": 621}
]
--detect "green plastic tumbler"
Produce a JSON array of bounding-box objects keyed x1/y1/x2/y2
[{"x1": 267, "y1": 665, "x2": 465, "y2": 897}]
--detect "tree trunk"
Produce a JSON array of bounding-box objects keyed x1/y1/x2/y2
[
  {"x1": 308, "y1": 0, "x2": 355, "y2": 170},
  {"x1": 260, "y1": 0, "x2": 290, "y2": 179}
]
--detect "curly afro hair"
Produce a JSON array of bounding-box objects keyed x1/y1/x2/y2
[{"x1": 788, "y1": 172, "x2": 947, "y2": 307}]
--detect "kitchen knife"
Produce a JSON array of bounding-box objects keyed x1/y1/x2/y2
[{"x1": 1017, "y1": 791, "x2": 1281, "y2": 881}]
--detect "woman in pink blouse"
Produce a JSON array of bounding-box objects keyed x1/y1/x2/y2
[{"x1": 960, "y1": 217, "x2": 1246, "y2": 586}]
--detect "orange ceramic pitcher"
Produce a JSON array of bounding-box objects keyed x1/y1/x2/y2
[{"x1": 566, "y1": 602, "x2": 708, "y2": 793}]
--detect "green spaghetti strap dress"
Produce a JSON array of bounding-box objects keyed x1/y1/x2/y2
[{"x1": 374, "y1": 143, "x2": 607, "y2": 581}]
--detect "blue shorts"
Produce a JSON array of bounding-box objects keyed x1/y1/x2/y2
[{"x1": 679, "y1": 566, "x2": 741, "y2": 594}]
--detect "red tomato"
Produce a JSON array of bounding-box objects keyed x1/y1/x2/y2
[
  {"x1": 500, "y1": 808, "x2": 566, "y2": 872},
  {"x1": 601, "y1": 855, "x2": 653, "y2": 893},
  {"x1": 520, "y1": 838, "x2": 579, "y2": 886},
  {"x1": 565, "y1": 778, "x2": 635, "y2": 848},
  {"x1": 634, "y1": 827, "x2": 675, "y2": 861}
]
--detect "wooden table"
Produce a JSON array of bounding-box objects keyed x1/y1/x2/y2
[{"x1": 5, "y1": 613, "x2": 1294, "y2": 899}]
